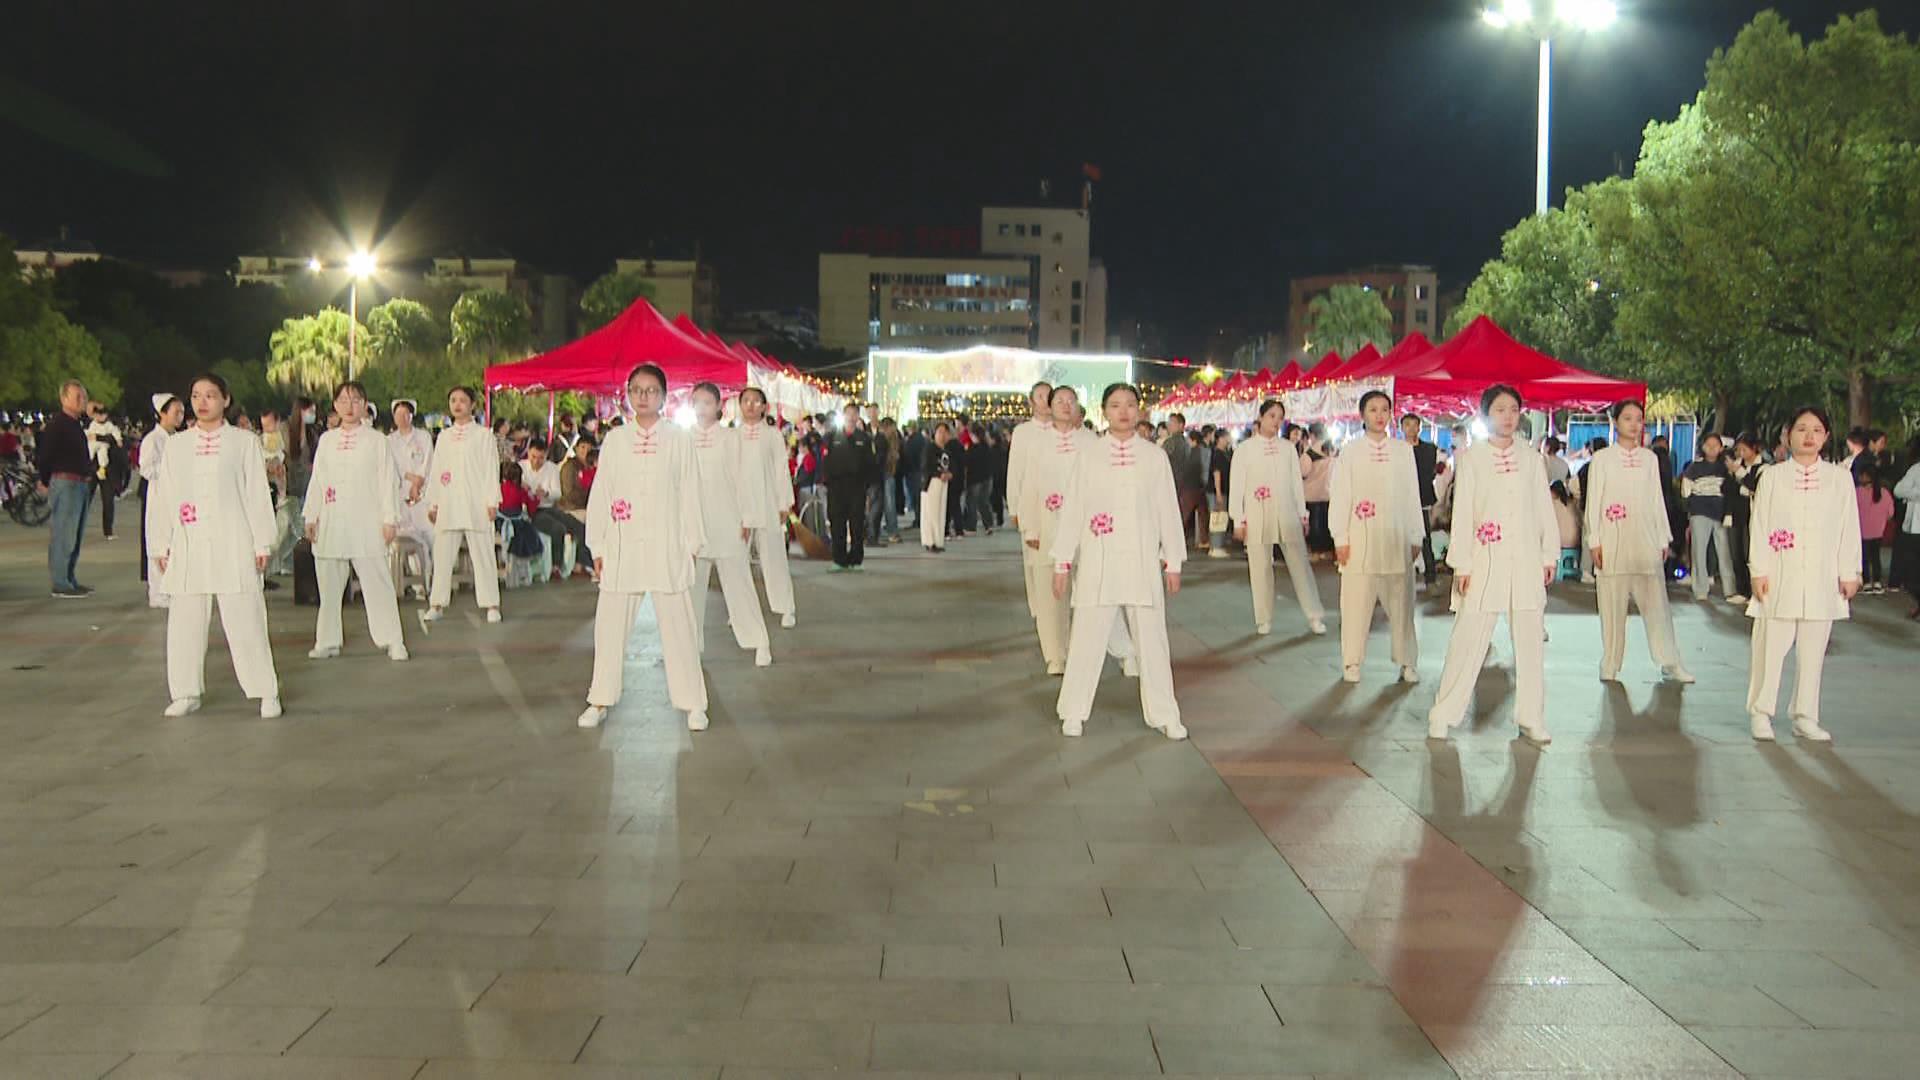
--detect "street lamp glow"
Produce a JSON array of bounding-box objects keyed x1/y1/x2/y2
[
  {"x1": 1502, "y1": 0, "x2": 1533, "y2": 25},
  {"x1": 346, "y1": 251, "x2": 377, "y2": 278},
  {"x1": 306, "y1": 256, "x2": 323, "y2": 273},
  {"x1": 1482, "y1": 8, "x2": 1510, "y2": 28},
  {"x1": 1566, "y1": 0, "x2": 1617, "y2": 29}
]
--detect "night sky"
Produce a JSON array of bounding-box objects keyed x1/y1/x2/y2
[{"x1": 4, "y1": 1, "x2": 1909, "y2": 354}]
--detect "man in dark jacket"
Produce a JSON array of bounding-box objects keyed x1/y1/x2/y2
[
  {"x1": 38, "y1": 380, "x2": 96, "y2": 598},
  {"x1": 824, "y1": 403, "x2": 877, "y2": 570},
  {"x1": 1400, "y1": 414, "x2": 1440, "y2": 589}
]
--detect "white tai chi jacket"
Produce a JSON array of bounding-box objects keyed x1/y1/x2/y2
[
  {"x1": 1004, "y1": 416, "x2": 1051, "y2": 523},
  {"x1": 1746, "y1": 459, "x2": 1861, "y2": 622},
  {"x1": 1228, "y1": 432, "x2": 1309, "y2": 544},
  {"x1": 426, "y1": 420, "x2": 498, "y2": 532},
  {"x1": 388, "y1": 426, "x2": 433, "y2": 531},
  {"x1": 148, "y1": 423, "x2": 277, "y2": 596},
  {"x1": 138, "y1": 425, "x2": 170, "y2": 487},
  {"x1": 1050, "y1": 433, "x2": 1186, "y2": 609},
  {"x1": 736, "y1": 419, "x2": 794, "y2": 529},
  {"x1": 587, "y1": 420, "x2": 706, "y2": 595},
  {"x1": 1581, "y1": 443, "x2": 1670, "y2": 576},
  {"x1": 1446, "y1": 440, "x2": 1560, "y2": 614},
  {"x1": 1329, "y1": 433, "x2": 1425, "y2": 574},
  {"x1": 304, "y1": 424, "x2": 400, "y2": 560},
  {"x1": 691, "y1": 422, "x2": 751, "y2": 560},
  {"x1": 1017, "y1": 425, "x2": 1100, "y2": 542}
]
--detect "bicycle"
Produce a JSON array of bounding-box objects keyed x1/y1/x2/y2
[{"x1": 2, "y1": 461, "x2": 51, "y2": 526}]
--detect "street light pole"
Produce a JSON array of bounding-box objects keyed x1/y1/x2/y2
[
  {"x1": 1483, "y1": 1, "x2": 1615, "y2": 217},
  {"x1": 1535, "y1": 36, "x2": 1552, "y2": 217},
  {"x1": 348, "y1": 280, "x2": 359, "y2": 380}
]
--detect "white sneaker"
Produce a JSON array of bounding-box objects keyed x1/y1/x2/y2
[
  {"x1": 1061, "y1": 718, "x2": 1084, "y2": 737},
  {"x1": 1518, "y1": 724, "x2": 1551, "y2": 746},
  {"x1": 1400, "y1": 666, "x2": 1420, "y2": 684},
  {"x1": 687, "y1": 710, "x2": 710, "y2": 731},
  {"x1": 307, "y1": 646, "x2": 339, "y2": 660},
  {"x1": 1427, "y1": 713, "x2": 1450, "y2": 740},
  {"x1": 485, "y1": 608, "x2": 501, "y2": 624},
  {"x1": 1208, "y1": 549, "x2": 1229, "y2": 559},
  {"x1": 1162, "y1": 720, "x2": 1189, "y2": 741},
  {"x1": 1342, "y1": 666, "x2": 1361, "y2": 684},
  {"x1": 755, "y1": 647, "x2": 772, "y2": 668},
  {"x1": 780, "y1": 613, "x2": 796, "y2": 629},
  {"x1": 387, "y1": 643, "x2": 410, "y2": 662},
  {"x1": 1121, "y1": 656, "x2": 1140, "y2": 678},
  {"x1": 1579, "y1": 574, "x2": 1596, "y2": 586},
  {"x1": 417, "y1": 609, "x2": 439, "y2": 634},
  {"x1": 1600, "y1": 669, "x2": 1620, "y2": 683},
  {"x1": 260, "y1": 697, "x2": 283, "y2": 719},
  {"x1": 1727, "y1": 594, "x2": 1748, "y2": 606},
  {"x1": 1308, "y1": 619, "x2": 1328, "y2": 636},
  {"x1": 1046, "y1": 660, "x2": 1065, "y2": 676},
  {"x1": 162, "y1": 697, "x2": 201, "y2": 718},
  {"x1": 1255, "y1": 622, "x2": 1272, "y2": 636},
  {"x1": 1792, "y1": 718, "x2": 1833, "y2": 743},
  {"x1": 577, "y1": 705, "x2": 607, "y2": 729},
  {"x1": 1750, "y1": 713, "x2": 1775, "y2": 741},
  {"x1": 1662, "y1": 665, "x2": 1697, "y2": 684}
]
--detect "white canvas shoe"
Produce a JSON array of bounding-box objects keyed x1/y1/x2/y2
[
  {"x1": 1342, "y1": 666, "x2": 1361, "y2": 684},
  {"x1": 1427, "y1": 714, "x2": 1450, "y2": 740},
  {"x1": 307, "y1": 646, "x2": 339, "y2": 660},
  {"x1": 1046, "y1": 660, "x2": 1065, "y2": 676},
  {"x1": 577, "y1": 705, "x2": 607, "y2": 729},
  {"x1": 1255, "y1": 622, "x2": 1271, "y2": 636},
  {"x1": 780, "y1": 613, "x2": 796, "y2": 629},
  {"x1": 1400, "y1": 666, "x2": 1421, "y2": 684},
  {"x1": 1061, "y1": 718, "x2": 1083, "y2": 737},
  {"x1": 1162, "y1": 719, "x2": 1189, "y2": 741},
  {"x1": 1122, "y1": 656, "x2": 1140, "y2": 678},
  {"x1": 755, "y1": 647, "x2": 772, "y2": 668},
  {"x1": 1662, "y1": 665, "x2": 1697, "y2": 684},
  {"x1": 260, "y1": 697, "x2": 283, "y2": 719},
  {"x1": 387, "y1": 643, "x2": 410, "y2": 662},
  {"x1": 162, "y1": 697, "x2": 201, "y2": 718},
  {"x1": 1600, "y1": 668, "x2": 1620, "y2": 683},
  {"x1": 1750, "y1": 714, "x2": 1775, "y2": 741},
  {"x1": 485, "y1": 608, "x2": 501, "y2": 624},
  {"x1": 417, "y1": 608, "x2": 439, "y2": 634},
  {"x1": 1308, "y1": 619, "x2": 1328, "y2": 635},
  {"x1": 1792, "y1": 718, "x2": 1833, "y2": 743},
  {"x1": 687, "y1": 710, "x2": 710, "y2": 731},
  {"x1": 1518, "y1": 724, "x2": 1551, "y2": 746}
]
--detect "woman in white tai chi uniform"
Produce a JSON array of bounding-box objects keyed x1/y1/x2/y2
[
  {"x1": 139, "y1": 392, "x2": 185, "y2": 608},
  {"x1": 303, "y1": 380, "x2": 408, "y2": 662},
  {"x1": 1230, "y1": 398, "x2": 1327, "y2": 635},
  {"x1": 1745, "y1": 405, "x2": 1860, "y2": 743},
  {"x1": 148, "y1": 373, "x2": 281, "y2": 718},
  {"x1": 688, "y1": 382, "x2": 772, "y2": 667},
  {"x1": 1051, "y1": 383, "x2": 1187, "y2": 740},
  {"x1": 578, "y1": 363, "x2": 712, "y2": 732},
  {"x1": 1018, "y1": 385, "x2": 1098, "y2": 675},
  {"x1": 1584, "y1": 398, "x2": 1693, "y2": 685},
  {"x1": 387, "y1": 399, "x2": 434, "y2": 586},
  {"x1": 421, "y1": 386, "x2": 500, "y2": 627},
  {"x1": 1426, "y1": 384, "x2": 1559, "y2": 744},
  {"x1": 735, "y1": 387, "x2": 797, "y2": 628},
  {"x1": 1006, "y1": 381, "x2": 1055, "y2": 640},
  {"x1": 920, "y1": 422, "x2": 956, "y2": 552},
  {"x1": 1329, "y1": 390, "x2": 1424, "y2": 684}
]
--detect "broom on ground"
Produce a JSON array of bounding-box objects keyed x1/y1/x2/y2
[{"x1": 790, "y1": 514, "x2": 831, "y2": 560}]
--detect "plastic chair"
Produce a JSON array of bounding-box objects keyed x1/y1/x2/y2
[
  {"x1": 1557, "y1": 547, "x2": 1583, "y2": 582},
  {"x1": 391, "y1": 534, "x2": 430, "y2": 600}
]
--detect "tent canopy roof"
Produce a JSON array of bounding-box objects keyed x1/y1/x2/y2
[
  {"x1": 1393, "y1": 316, "x2": 1644, "y2": 411},
  {"x1": 485, "y1": 299, "x2": 743, "y2": 396}
]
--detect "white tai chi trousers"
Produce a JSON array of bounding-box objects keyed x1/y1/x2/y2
[
  {"x1": 167, "y1": 592, "x2": 279, "y2": 703},
  {"x1": 1340, "y1": 569, "x2": 1417, "y2": 670},
  {"x1": 1428, "y1": 608, "x2": 1546, "y2": 733},
  {"x1": 429, "y1": 528, "x2": 499, "y2": 610},
  {"x1": 1057, "y1": 604, "x2": 1178, "y2": 728},
  {"x1": 589, "y1": 588, "x2": 708, "y2": 712},
  {"x1": 1025, "y1": 541, "x2": 1068, "y2": 665},
  {"x1": 693, "y1": 556, "x2": 770, "y2": 653},
  {"x1": 920, "y1": 480, "x2": 948, "y2": 548},
  {"x1": 1249, "y1": 534, "x2": 1325, "y2": 627},
  {"x1": 1746, "y1": 617, "x2": 1832, "y2": 724},
  {"x1": 147, "y1": 558, "x2": 167, "y2": 609},
  {"x1": 1596, "y1": 572, "x2": 1681, "y2": 676},
  {"x1": 315, "y1": 555, "x2": 404, "y2": 653},
  {"x1": 749, "y1": 526, "x2": 795, "y2": 617}
]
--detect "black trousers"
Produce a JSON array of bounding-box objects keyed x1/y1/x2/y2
[
  {"x1": 93, "y1": 475, "x2": 116, "y2": 538},
  {"x1": 1730, "y1": 513, "x2": 1754, "y2": 597},
  {"x1": 533, "y1": 507, "x2": 590, "y2": 568},
  {"x1": 1899, "y1": 532, "x2": 1920, "y2": 606},
  {"x1": 1419, "y1": 505, "x2": 1438, "y2": 585},
  {"x1": 138, "y1": 480, "x2": 149, "y2": 580},
  {"x1": 827, "y1": 481, "x2": 866, "y2": 566},
  {"x1": 1863, "y1": 538, "x2": 1884, "y2": 586}
]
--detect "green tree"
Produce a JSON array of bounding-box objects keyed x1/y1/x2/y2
[
  {"x1": 210, "y1": 356, "x2": 277, "y2": 414},
  {"x1": 0, "y1": 237, "x2": 119, "y2": 406},
  {"x1": 579, "y1": 271, "x2": 657, "y2": 332},
  {"x1": 1445, "y1": 193, "x2": 1621, "y2": 372},
  {"x1": 450, "y1": 289, "x2": 533, "y2": 355},
  {"x1": 267, "y1": 308, "x2": 364, "y2": 396},
  {"x1": 1304, "y1": 284, "x2": 1393, "y2": 357},
  {"x1": 366, "y1": 298, "x2": 445, "y2": 362}
]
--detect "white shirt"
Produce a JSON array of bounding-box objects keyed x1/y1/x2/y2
[
  {"x1": 426, "y1": 420, "x2": 499, "y2": 532},
  {"x1": 736, "y1": 419, "x2": 795, "y2": 528},
  {"x1": 304, "y1": 423, "x2": 400, "y2": 560},
  {"x1": 1018, "y1": 424, "x2": 1099, "y2": 543},
  {"x1": 1747, "y1": 459, "x2": 1861, "y2": 621},
  {"x1": 1328, "y1": 432, "x2": 1425, "y2": 575},
  {"x1": 690, "y1": 422, "x2": 750, "y2": 559},
  {"x1": 1049, "y1": 433, "x2": 1186, "y2": 609},
  {"x1": 1582, "y1": 443, "x2": 1671, "y2": 577},
  {"x1": 1228, "y1": 432, "x2": 1309, "y2": 544},
  {"x1": 1446, "y1": 440, "x2": 1560, "y2": 614},
  {"x1": 147, "y1": 423, "x2": 277, "y2": 596},
  {"x1": 1004, "y1": 416, "x2": 1052, "y2": 523},
  {"x1": 525, "y1": 459, "x2": 563, "y2": 506},
  {"x1": 138, "y1": 425, "x2": 171, "y2": 484},
  {"x1": 86, "y1": 418, "x2": 122, "y2": 469},
  {"x1": 587, "y1": 420, "x2": 705, "y2": 595}
]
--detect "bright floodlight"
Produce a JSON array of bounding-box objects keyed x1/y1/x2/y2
[
  {"x1": 1502, "y1": 0, "x2": 1533, "y2": 25},
  {"x1": 1568, "y1": 0, "x2": 1618, "y2": 29},
  {"x1": 673, "y1": 405, "x2": 696, "y2": 428},
  {"x1": 1471, "y1": 419, "x2": 1491, "y2": 440},
  {"x1": 1482, "y1": 7, "x2": 1510, "y2": 28},
  {"x1": 346, "y1": 251, "x2": 377, "y2": 278},
  {"x1": 306, "y1": 256, "x2": 323, "y2": 273}
]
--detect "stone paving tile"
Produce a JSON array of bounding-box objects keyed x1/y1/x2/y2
[
  {"x1": 1426, "y1": 1023, "x2": 1741, "y2": 1075},
  {"x1": 105, "y1": 1053, "x2": 426, "y2": 1078},
  {"x1": 416, "y1": 1065, "x2": 716, "y2": 1080},
  {"x1": 289, "y1": 1008, "x2": 599, "y2": 1062},
  {"x1": 119, "y1": 928, "x2": 407, "y2": 970},
  {"x1": 1150, "y1": 1021, "x2": 1454, "y2": 1075},
  {"x1": 0, "y1": 1054, "x2": 130, "y2": 1079},
  {"x1": 744, "y1": 976, "x2": 1009, "y2": 1022},
  {"x1": 1631, "y1": 981, "x2": 1810, "y2": 1028},
  {"x1": 1690, "y1": 1026, "x2": 1920, "y2": 1077},
  {"x1": 882, "y1": 944, "x2": 1129, "y2": 982},
  {"x1": 576, "y1": 1018, "x2": 871, "y2": 1068},
  {"x1": 381, "y1": 934, "x2": 642, "y2": 974},
  {"x1": 1009, "y1": 979, "x2": 1278, "y2": 1026},
  {"x1": 631, "y1": 941, "x2": 881, "y2": 979},
  {"x1": 1122, "y1": 945, "x2": 1384, "y2": 985},
  {"x1": 0, "y1": 1003, "x2": 324, "y2": 1055},
  {"x1": 999, "y1": 912, "x2": 1237, "y2": 948},
  {"x1": 206, "y1": 966, "x2": 498, "y2": 1009},
  {"x1": 761, "y1": 912, "x2": 1000, "y2": 946},
  {"x1": 869, "y1": 1021, "x2": 1160, "y2": 1073},
  {"x1": 1260, "y1": 983, "x2": 1421, "y2": 1027},
  {"x1": 0, "y1": 962, "x2": 244, "y2": 1007},
  {"x1": 473, "y1": 972, "x2": 748, "y2": 1017}
]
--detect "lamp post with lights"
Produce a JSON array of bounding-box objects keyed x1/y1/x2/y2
[
  {"x1": 1481, "y1": 0, "x2": 1618, "y2": 216},
  {"x1": 307, "y1": 252, "x2": 380, "y2": 380}
]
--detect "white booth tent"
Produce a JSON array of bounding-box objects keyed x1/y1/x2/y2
[{"x1": 867, "y1": 347, "x2": 1134, "y2": 425}]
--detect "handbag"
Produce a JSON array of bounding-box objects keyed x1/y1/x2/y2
[{"x1": 1208, "y1": 510, "x2": 1230, "y2": 534}]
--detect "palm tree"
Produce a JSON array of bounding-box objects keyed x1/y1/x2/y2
[
  {"x1": 267, "y1": 308, "x2": 362, "y2": 395},
  {"x1": 1305, "y1": 284, "x2": 1393, "y2": 357}
]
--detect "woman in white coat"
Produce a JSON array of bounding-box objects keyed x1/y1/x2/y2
[
  {"x1": 1230, "y1": 399, "x2": 1327, "y2": 635},
  {"x1": 387, "y1": 399, "x2": 434, "y2": 578},
  {"x1": 1426, "y1": 385, "x2": 1559, "y2": 745},
  {"x1": 1020, "y1": 385, "x2": 1099, "y2": 675},
  {"x1": 578, "y1": 363, "x2": 712, "y2": 732},
  {"x1": 303, "y1": 381, "x2": 408, "y2": 662},
  {"x1": 1329, "y1": 390, "x2": 1424, "y2": 684},
  {"x1": 139, "y1": 392, "x2": 185, "y2": 608},
  {"x1": 689, "y1": 383, "x2": 772, "y2": 667},
  {"x1": 1584, "y1": 399, "x2": 1693, "y2": 684},
  {"x1": 1746, "y1": 406, "x2": 1861, "y2": 743},
  {"x1": 421, "y1": 386, "x2": 500, "y2": 627},
  {"x1": 1050, "y1": 383, "x2": 1187, "y2": 740},
  {"x1": 148, "y1": 373, "x2": 281, "y2": 719},
  {"x1": 735, "y1": 387, "x2": 797, "y2": 629}
]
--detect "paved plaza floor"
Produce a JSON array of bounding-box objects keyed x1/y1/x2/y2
[{"x1": 1, "y1": 503, "x2": 1918, "y2": 1078}]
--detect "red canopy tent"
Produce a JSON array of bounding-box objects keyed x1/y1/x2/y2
[
  {"x1": 1393, "y1": 316, "x2": 1644, "y2": 414},
  {"x1": 1322, "y1": 344, "x2": 1381, "y2": 382},
  {"x1": 486, "y1": 299, "x2": 744, "y2": 399},
  {"x1": 1268, "y1": 359, "x2": 1305, "y2": 390},
  {"x1": 1301, "y1": 350, "x2": 1348, "y2": 385},
  {"x1": 1342, "y1": 334, "x2": 1430, "y2": 381}
]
